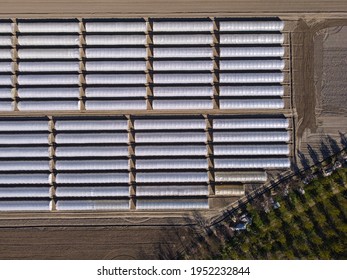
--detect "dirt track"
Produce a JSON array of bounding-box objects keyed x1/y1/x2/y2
[{"x1": 1, "y1": 0, "x2": 347, "y2": 16}]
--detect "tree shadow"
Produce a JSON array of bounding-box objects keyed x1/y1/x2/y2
[
  {"x1": 307, "y1": 144, "x2": 320, "y2": 164},
  {"x1": 298, "y1": 150, "x2": 311, "y2": 169},
  {"x1": 320, "y1": 139, "x2": 332, "y2": 159},
  {"x1": 327, "y1": 135, "x2": 341, "y2": 154},
  {"x1": 339, "y1": 131, "x2": 347, "y2": 148},
  {"x1": 291, "y1": 158, "x2": 300, "y2": 173}
]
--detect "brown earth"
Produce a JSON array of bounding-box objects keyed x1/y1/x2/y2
[
  {"x1": 0, "y1": 225, "x2": 201, "y2": 259},
  {"x1": 292, "y1": 18, "x2": 347, "y2": 168},
  {"x1": 1, "y1": 0, "x2": 347, "y2": 17}
]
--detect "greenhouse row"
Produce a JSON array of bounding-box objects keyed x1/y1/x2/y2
[
  {"x1": 0, "y1": 18, "x2": 285, "y2": 113},
  {"x1": 0, "y1": 18, "x2": 289, "y2": 211},
  {"x1": 0, "y1": 20, "x2": 284, "y2": 33}
]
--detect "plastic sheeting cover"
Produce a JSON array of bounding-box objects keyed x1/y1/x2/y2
[
  {"x1": 135, "y1": 132, "x2": 207, "y2": 143},
  {"x1": 55, "y1": 133, "x2": 128, "y2": 144},
  {"x1": 18, "y1": 22, "x2": 80, "y2": 33},
  {"x1": 136, "y1": 199, "x2": 209, "y2": 210},
  {"x1": 18, "y1": 88, "x2": 80, "y2": 99},
  {"x1": 0, "y1": 23, "x2": 13, "y2": 33},
  {"x1": 153, "y1": 34, "x2": 213, "y2": 45},
  {"x1": 0, "y1": 134, "x2": 49, "y2": 144},
  {"x1": 0, "y1": 187, "x2": 51, "y2": 198},
  {"x1": 213, "y1": 131, "x2": 290, "y2": 142},
  {"x1": 0, "y1": 161, "x2": 50, "y2": 171},
  {"x1": 136, "y1": 159, "x2": 208, "y2": 169},
  {"x1": 56, "y1": 200, "x2": 129, "y2": 211},
  {"x1": 18, "y1": 75, "x2": 80, "y2": 85},
  {"x1": 18, "y1": 62, "x2": 80, "y2": 72},
  {"x1": 153, "y1": 60, "x2": 213, "y2": 71},
  {"x1": 214, "y1": 158, "x2": 290, "y2": 169},
  {"x1": 0, "y1": 174, "x2": 50, "y2": 184},
  {"x1": 213, "y1": 144, "x2": 290, "y2": 155},
  {"x1": 153, "y1": 21, "x2": 213, "y2": 32},
  {"x1": 18, "y1": 48, "x2": 80, "y2": 59},
  {"x1": 134, "y1": 119, "x2": 206, "y2": 130},
  {"x1": 85, "y1": 61, "x2": 146, "y2": 72},
  {"x1": 153, "y1": 100, "x2": 213, "y2": 110},
  {"x1": 18, "y1": 35, "x2": 80, "y2": 46},
  {"x1": 0, "y1": 75, "x2": 13, "y2": 86},
  {"x1": 56, "y1": 186, "x2": 129, "y2": 197},
  {"x1": 220, "y1": 73, "x2": 284, "y2": 83},
  {"x1": 215, "y1": 171, "x2": 267, "y2": 182},
  {"x1": 136, "y1": 185, "x2": 208, "y2": 196},
  {"x1": 0, "y1": 147, "x2": 49, "y2": 158},
  {"x1": 219, "y1": 21, "x2": 284, "y2": 31},
  {"x1": 219, "y1": 86, "x2": 284, "y2": 96},
  {"x1": 55, "y1": 173, "x2": 129, "y2": 184},
  {"x1": 86, "y1": 35, "x2": 146, "y2": 45},
  {"x1": 85, "y1": 87, "x2": 146, "y2": 98},
  {"x1": 18, "y1": 101, "x2": 79, "y2": 111},
  {"x1": 0, "y1": 36, "x2": 12, "y2": 46},
  {"x1": 220, "y1": 47, "x2": 284, "y2": 57},
  {"x1": 213, "y1": 118, "x2": 289, "y2": 129},
  {"x1": 0, "y1": 120, "x2": 49, "y2": 131},
  {"x1": 136, "y1": 172, "x2": 209, "y2": 183},
  {"x1": 55, "y1": 160, "x2": 129, "y2": 171},
  {"x1": 154, "y1": 47, "x2": 213, "y2": 58},
  {"x1": 135, "y1": 145, "x2": 207, "y2": 156},
  {"x1": 153, "y1": 86, "x2": 213, "y2": 97},
  {"x1": 0, "y1": 102, "x2": 14, "y2": 111},
  {"x1": 154, "y1": 73, "x2": 213, "y2": 84},
  {"x1": 219, "y1": 99, "x2": 284, "y2": 109},
  {"x1": 85, "y1": 22, "x2": 146, "y2": 33},
  {"x1": 0, "y1": 200, "x2": 51, "y2": 211},
  {"x1": 0, "y1": 49, "x2": 12, "y2": 59},
  {"x1": 86, "y1": 74, "x2": 146, "y2": 85},
  {"x1": 0, "y1": 88, "x2": 11, "y2": 99},
  {"x1": 55, "y1": 146, "x2": 128, "y2": 157},
  {"x1": 0, "y1": 62, "x2": 14, "y2": 72},
  {"x1": 85, "y1": 100, "x2": 147, "y2": 111},
  {"x1": 220, "y1": 34, "x2": 284, "y2": 45},
  {"x1": 86, "y1": 48, "x2": 146, "y2": 58},
  {"x1": 220, "y1": 60, "x2": 284, "y2": 70},
  {"x1": 55, "y1": 120, "x2": 128, "y2": 131}
]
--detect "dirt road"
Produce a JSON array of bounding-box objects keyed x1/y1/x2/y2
[{"x1": 0, "y1": 0, "x2": 347, "y2": 17}]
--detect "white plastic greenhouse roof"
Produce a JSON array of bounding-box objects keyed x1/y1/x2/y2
[
  {"x1": 56, "y1": 200, "x2": 130, "y2": 211},
  {"x1": 56, "y1": 186, "x2": 130, "y2": 198},
  {"x1": 55, "y1": 160, "x2": 129, "y2": 171},
  {"x1": 215, "y1": 171, "x2": 268, "y2": 182},
  {"x1": 0, "y1": 187, "x2": 51, "y2": 198},
  {"x1": 136, "y1": 159, "x2": 208, "y2": 170},
  {"x1": 0, "y1": 17, "x2": 291, "y2": 212},
  {"x1": 213, "y1": 118, "x2": 289, "y2": 129},
  {"x1": 214, "y1": 158, "x2": 290, "y2": 169},
  {"x1": 0, "y1": 200, "x2": 52, "y2": 211},
  {"x1": 136, "y1": 185, "x2": 209, "y2": 197},
  {"x1": 136, "y1": 199, "x2": 209, "y2": 210}
]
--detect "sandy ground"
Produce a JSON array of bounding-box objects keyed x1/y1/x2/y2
[
  {"x1": 0, "y1": 225, "x2": 202, "y2": 259},
  {"x1": 292, "y1": 18, "x2": 347, "y2": 168},
  {"x1": 1, "y1": 0, "x2": 347, "y2": 17},
  {"x1": 0, "y1": 211, "x2": 212, "y2": 259}
]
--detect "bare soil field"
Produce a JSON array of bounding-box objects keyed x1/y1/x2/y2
[
  {"x1": 0, "y1": 225, "x2": 201, "y2": 259},
  {"x1": 293, "y1": 18, "x2": 347, "y2": 167}
]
